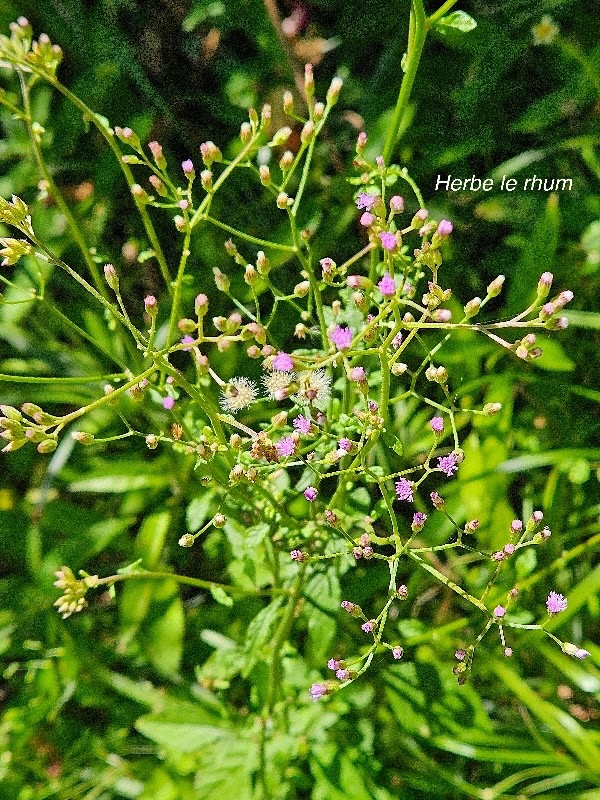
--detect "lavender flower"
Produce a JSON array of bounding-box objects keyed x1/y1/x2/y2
[
  {"x1": 162, "y1": 397, "x2": 175, "y2": 411},
  {"x1": 327, "y1": 659, "x2": 340, "y2": 670},
  {"x1": 276, "y1": 436, "x2": 296, "y2": 458},
  {"x1": 329, "y1": 326, "x2": 353, "y2": 351},
  {"x1": 272, "y1": 352, "x2": 294, "y2": 371},
  {"x1": 437, "y1": 453, "x2": 458, "y2": 477},
  {"x1": 349, "y1": 366, "x2": 366, "y2": 382},
  {"x1": 546, "y1": 591, "x2": 567, "y2": 614},
  {"x1": 412, "y1": 512, "x2": 427, "y2": 531},
  {"x1": 378, "y1": 272, "x2": 396, "y2": 296},
  {"x1": 356, "y1": 192, "x2": 376, "y2": 211},
  {"x1": 392, "y1": 646, "x2": 404, "y2": 660},
  {"x1": 395, "y1": 478, "x2": 414, "y2": 502},
  {"x1": 361, "y1": 621, "x2": 375, "y2": 633},
  {"x1": 390, "y1": 195, "x2": 404, "y2": 212},
  {"x1": 181, "y1": 335, "x2": 195, "y2": 351},
  {"x1": 336, "y1": 668, "x2": 351, "y2": 681},
  {"x1": 338, "y1": 438, "x2": 352, "y2": 452},
  {"x1": 304, "y1": 486, "x2": 318, "y2": 502},
  {"x1": 494, "y1": 605, "x2": 506, "y2": 618},
  {"x1": 360, "y1": 212, "x2": 374, "y2": 227},
  {"x1": 290, "y1": 549, "x2": 306, "y2": 562},
  {"x1": 429, "y1": 416, "x2": 444, "y2": 433},
  {"x1": 293, "y1": 415, "x2": 312, "y2": 434},
  {"x1": 437, "y1": 219, "x2": 453, "y2": 236},
  {"x1": 310, "y1": 683, "x2": 327, "y2": 701},
  {"x1": 379, "y1": 232, "x2": 397, "y2": 251}
]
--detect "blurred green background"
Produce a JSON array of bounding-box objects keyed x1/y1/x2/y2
[{"x1": 0, "y1": 1, "x2": 599, "y2": 798}]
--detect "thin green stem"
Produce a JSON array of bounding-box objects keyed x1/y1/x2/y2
[{"x1": 96, "y1": 570, "x2": 290, "y2": 597}]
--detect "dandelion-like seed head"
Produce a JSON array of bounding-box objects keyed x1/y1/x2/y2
[
  {"x1": 292, "y1": 369, "x2": 331, "y2": 410},
  {"x1": 220, "y1": 377, "x2": 258, "y2": 413},
  {"x1": 263, "y1": 370, "x2": 295, "y2": 400}
]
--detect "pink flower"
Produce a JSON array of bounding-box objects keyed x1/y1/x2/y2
[
  {"x1": 336, "y1": 668, "x2": 350, "y2": 680},
  {"x1": 338, "y1": 438, "x2": 352, "y2": 452},
  {"x1": 437, "y1": 453, "x2": 458, "y2": 477},
  {"x1": 276, "y1": 436, "x2": 296, "y2": 457},
  {"x1": 546, "y1": 591, "x2": 567, "y2": 614},
  {"x1": 329, "y1": 326, "x2": 353, "y2": 350},
  {"x1": 412, "y1": 512, "x2": 427, "y2": 531},
  {"x1": 310, "y1": 683, "x2": 327, "y2": 700},
  {"x1": 361, "y1": 621, "x2": 375, "y2": 633},
  {"x1": 395, "y1": 478, "x2": 414, "y2": 502},
  {"x1": 415, "y1": 208, "x2": 428, "y2": 221},
  {"x1": 494, "y1": 605, "x2": 506, "y2": 618},
  {"x1": 304, "y1": 486, "x2": 318, "y2": 502},
  {"x1": 511, "y1": 520, "x2": 523, "y2": 533},
  {"x1": 349, "y1": 366, "x2": 366, "y2": 382},
  {"x1": 273, "y1": 352, "x2": 294, "y2": 371},
  {"x1": 327, "y1": 658, "x2": 340, "y2": 670},
  {"x1": 429, "y1": 416, "x2": 444, "y2": 433},
  {"x1": 182, "y1": 159, "x2": 194, "y2": 174},
  {"x1": 293, "y1": 415, "x2": 311, "y2": 434},
  {"x1": 379, "y1": 232, "x2": 397, "y2": 251},
  {"x1": 378, "y1": 272, "x2": 396, "y2": 296},
  {"x1": 181, "y1": 336, "x2": 195, "y2": 351},
  {"x1": 290, "y1": 549, "x2": 306, "y2": 562},
  {"x1": 437, "y1": 219, "x2": 453, "y2": 236},
  {"x1": 320, "y1": 257, "x2": 336, "y2": 276},
  {"x1": 392, "y1": 646, "x2": 404, "y2": 660},
  {"x1": 392, "y1": 333, "x2": 403, "y2": 349},
  {"x1": 356, "y1": 192, "x2": 377, "y2": 211},
  {"x1": 360, "y1": 212, "x2": 374, "y2": 227},
  {"x1": 390, "y1": 196, "x2": 404, "y2": 212},
  {"x1": 162, "y1": 397, "x2": 175, "y2": 411}
]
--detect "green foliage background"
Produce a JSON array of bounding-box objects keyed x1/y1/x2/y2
[{"x1": 0, "y1": 1, "x2": 599, "y2": 798}]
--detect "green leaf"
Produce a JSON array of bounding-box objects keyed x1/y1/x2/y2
[
  {"x1": 135, "y1": 710, "x2": 229, "y2": 753},
  {"x1": 242, "y1": 598, "x2": 284, "y2": 676},
  {"x1": 434, "y1": 11, "x2": 477, "y2": 35},
  {"x1": 210, "y1": 586, "x2": 234, "y2": 607},
  {"x1": 532, "y1": 336, "x2": 575, "y2": 372}
]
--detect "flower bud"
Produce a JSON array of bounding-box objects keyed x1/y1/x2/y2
[
  {"x1": 259, "y1": 164, "x2": 271, "y2": 186},
  {"x1": 148, "y1": 174, "x2": 168, "y2": 197},
  {"x1": 304, "y1": 63, "x2": 314, "y2": 96},
  {"x1": 483, "y1": 402, "x2": 502, "y2": 416},
  {"x1": 212, "y1": 513, "x2": 227, "y2": 528},
  {"x1": 144, "y1": 295, "x2": 158, "y2": 318},
  {"x1": 37, "y1": 438, "x2": 58, "y2": 454},
  {"x1": 200, "y1": 170, "x2": 213, "y2": 192},
  {"x1": 277, "y1": 192, "x2": 289, "y2": 209},
  {"x1": 72, "y1": 431, "x2": 94, "y2": 445},
  {"x1": 200, "y1": 141, "x2": 222, "y2": 167},
  {"x1": 179, "y1": 534, "x2": 195, "y2": 547},
  {"x1": 537, "y1": 271, "x2": 553, "y2": 297},
  {"x1": 244, "y1": 265, "x2": 258, "y2": 285},
  {"x1": 279, "y1": 150, "x2": 294, "y2": 171},
  {"x1": 213, "y1": 268, "x2": 230, "y2": 292},
  {"x1": 103, "y1": 263, "x2": 119, "y2": 291},
  {"x1": 283, "y1": 91, "x2": 294, "y2": 115},
  {"x1": 464, "y1": 297, "x2": 481, "y2": 318},
  {"x1": 487, "y1": 275, "x2": 505, "y2": 297},
  {"x1": 301, "y1": 120, "x2": 315, "y2": 143},
  {"x1": 240, "y1": 122, "x2": 252, "y2": 143},
  {"x1": 294, "y1": 280, "x2": 310, "y2": 297},
  {"x1": 271, "y1": 126, "x2": 292, "y2": 146}
]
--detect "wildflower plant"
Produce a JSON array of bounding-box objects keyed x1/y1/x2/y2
[{"x1": 0, "y1": 2, "x2": 592, "y2": 768}]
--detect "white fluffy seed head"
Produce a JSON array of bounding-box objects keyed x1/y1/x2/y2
[{"x1": 219, "y1": 377, "x2": 258, "y2": 413}]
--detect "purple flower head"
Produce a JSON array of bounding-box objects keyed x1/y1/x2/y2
[
  {"x1": 310, "y1": 683, "x2": 327, "y2": 701},
  {"x1": 360, "y1": 212, "x2": 374, "y2": 227},
  {"x1": 494, "y1": 605, "x2": 506, "y2": 618},
  {"x1": 327, "y1": 658, "x2": 340, "y2": 670},
  {"x1": 511, "y1": 519, "x2": 523, "y2": 533},
  {"x1": 430, "y1": 491, "x2": 444, "y2": 509},
  {"x1": 412, "y1": 512, "x2": 427, "y2": 531},
  {"x1": 182, "y1": 159, "x2": 194, "y2": 174},
  {"x1": 392, "y1": 646, "x2": 404, "y2": 660},
  {"x1": 272, "y1": 352, "x2": 294, "y2": 371},
  {"x1": 349, "y1": 366, "x2": 367, "y2": 383},
  {"x1": 320, "y1": 257, "x2": 336, "y2": 276},
  {"x1": 378, "y1": 272, "x2": 396, "y2": 296},
  {"x1": 379, "y1": 231, "x2": 397, "y2": 251},
  {"x1": 336, "y1": 668, "x2": 350, "y2": 681},
  {"x1": 437, "y1": 219, "x2": 453, "y2": 236},
  {"x1": 293, "y1": 415, "x2": 312, "y2": 434},
  {"x1": 181, "y1": 335, "x2": 195, "y2": 351},
  {"x1": 546, "y1": 591, "x2": 567, "y2": 614},
  {"x1": 437, "y1": 453, "x2": 458, "y2": 477},
  {"x1": 276, "y1": 436, "x2": 296, "y2": 458},
  {"x1": 395, "y1": 478, "x2": 414, "y2": 502},
  {"x1": 290, "y1": 549, "x2": 306, "y2": 562},
  {"x1": 361, "y1": 621, "x2": 375, "y2": 634},
  {"x1": 338, "y1": 438, "x2": 352, "y2": 452},
  {"x1": 353, "y1": 547, "x2": 363, "y2": 560},
  {"x1": 329, "y1": 325, "x2": 353, "y2": 351},
  {"x1": 356, "y1": 192, "x2": 377, "y2": 211},
  {"x1": 503, "y1": 543, "x2": 515, "y2": 555},
  {"x1": 429, "y1": 416, "x2": 444, "y2": 433},
  {"x1": 415, "y1": 208, "x2": 429, "y2": 221},
  {"x1": 368, "y1": 400, "x2": 378, "y2": 411},
  {"x1": 397, "y1": 585, "x2": 408, "y2": 599},
  {"x1": 162, "y1": 396, "x2": 175, "y2": 411},
  {"x1": 341, "y1": 600, "x2": 357, "y2": 614},
  {"x1": 532, "y1": 510, "x2": 544, "y2": 523},
  {"x1": 574, "y1": 648, "x2": 590, "y2": 659},
  {"x1": 455, "y1": 649, "x2": 466, "y2": 661},
  {"x1": 390, "y1": 195, "x2": 404, "y2": 213},
  {"x1": 304, "y1": 486, "x2": 318, "y2": 502}
]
